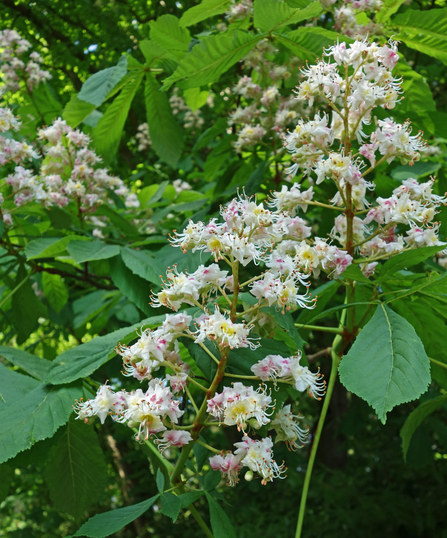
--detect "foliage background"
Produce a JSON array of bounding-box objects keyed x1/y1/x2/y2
[{"x1": 1, "y1": 0, "x2": 447, "y2": 537}]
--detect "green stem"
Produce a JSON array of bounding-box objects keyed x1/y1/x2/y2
[
  {"x1": 196, "y1": 438, "x2": 220, "y2": 454},
  {"x1": 131, "y1": 428, "x2": 174, "y2": 473},
  {"x1": 187, "y1": 376, "x2": 209, "y2": 393},
  {"x1": 294, "y1": 324, "x2": 343, "y2": 334},
  {"x1": 295, "y1": 347, "x2": 342, "y2": 538},
  {"x1": 188, "y1": 504, "x2": 215, "y2": 538},
  {"x1": 429, "y1": 357, "x2": 447, "y2": 370},
  {"x1": 185, "y1": 385, "x2": 199, "y2": 414}
]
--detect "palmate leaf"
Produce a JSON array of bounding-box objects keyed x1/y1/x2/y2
[
  {"x1": 150, "y1": 15, "x2": 191, "y2": 60},
  {"x1": 254, "y1": 0, "x2": 322, "y2": 33},
  {"x1": 0, "y1": 382, "x2": 83, "y2": 463},
  {"x1": 400, "y1": 394, "x2": 447, "y2": 461},
  {"x1": 92, "y1": 71, "x2": 144, "y2": 164},
  {"x1": 391, "y1": 8, "x2": 447, "y2": 64},
  {"x1": 180, "y1": 0, "x2": 231, "y2": 27},
  {"x1": 109, "y1": 254, "x2": 153, "y2": 315},
  {"x1": 78, "y1": 55, "x2": 128, "y2": 106},
  {"x1": 45, "y1": 418, "x2": 108, "y2": 520},
  {"x1": 72, "y1": 495, "x2": 160, "y2": 538},
  {"x1": 0, "y1": 363, "x2": 40, "y2": 410},
  {"x1": 0, "y1": 346, "x2": 51, "y2": 382},
  {"x1": 145, "y1": 73, "x2": 184, "y2": 167},
  {"x1": 42, "y1": 272, "x2": 69, "y2": 313},
  {"x1": 120, "y1": 247, "x2": 165, "y2": 284},
  {"x1": 25, "y1": 235, "x2": 89, "y2": 260},
  {"x1": 274, "y1": 27, "x2": 353, "y2": 63},
  {"x1": 376, "y1": 0, "x2": 406, "y2": 23},
  {"x1": 339, "y1": 304, "x2": 430, "y2": 424},
  {"x1": 163, "y1": 31, "x2": 264, "y2": 90},
  {"x1": 67, "y1": 240, "x2": 120, "y2": 264}
]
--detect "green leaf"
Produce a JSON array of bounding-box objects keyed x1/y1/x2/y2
[
  {"x1": 0, "y1": 382, "x2": 83, "y2": 463},
  {"x1": 204, "y1": 469, "x2": 221, "y2": 491},
  {"x1": 139, "y1": 39, "x2": 168, "y2": 64},
  {"x1": 156, "y1": 468, "x2": 165, "y2": 492},
  {"x1": 78, "y1": 56, "x2": 128, "y2": 106},
  {"x1": 391, "y1": 8, "x2": 447, "y2": 64},
  {"x1": 120, "y1": 247, "x2": 165, "y2": 284},
  {"x1": 0, "y1": 363, "x2": 40, "y2": 410},
  {"x1": 177, "y1": 490, "x2": 204, "y2": 508},
  {"x1": 72, "y1": 495, "x2": 160, "y2": 538},
  {"x1": 392, "y1": 61, "x2": 436, "y2": 135},
  {"x1": 180, "y1": 0, "x2": 231, "y2": 27},
  {"x1": 94, "y1": 205, "x2": 139, "y2": 236},
  {"x1": 297, "y1": 280, "x2": 341, "y2": 325},
  {"x1": 392, "y1": 299, "x2": 447, "y2": 389},
  {"x1": 145, "y1": 73, "x2": 184, "y2": 167},
  {"x1": 340, "y1": 264, "x2": 372, "y2": 283},
  {"x1": 42, "y1": 272, "x2": 69, "y2": 313},
  {"x1": 160, "y1": 492, "x2": 183, "y2": 521},
  {"x1": 181, "y1": 337, "x2": 219, "y2": 381},
  {"x1": 244, "y1": 161, "x2": 267, "y2": 196},
  {"x1": 274, "y1": 27, "x2": 353, "y2": 63},
  {"x1": 150, "y1": 15, "x2": 191, "y2": 61},
  {"x1": 44, "y1": 417, "x2": 108, "y2": 520},
  {"x1": 376, "y1": 0, "x2": 406, "y2": 23},
  {"x1": 46, "y1": 315, "x2": 168, "y2": 384},
  {"x1": 62, "y1": 94, "x2": 96, "y2": 128},
  {"x1": 67, "y1": 240, "x2": 120, "y2": 264},
  {"x1": 400, "y1": 394, "x2": 447, "y2": 461},
  {"x1": 109, "y1": 254, "x2": 153, "y2": 315},
  {"x1": 262, "y1": 307, "x2": 304, "y2": 351},
  {"x1": 339, "y1": 304, "x2": 431, "y2": 424},
  {"x1": 183, "y1": 87, "x2": 210, "y2": 111},
  {"x1": 391, "y1": 161, "x2": 440, "y2": 181},
  {"x1": 205, "y1": 492, "x2": 238, "y2": 538},
  {"x1": 254, "y1": 0, "x2": 322, "y2": 33},
  {"x1": 9, "y1": 267, "x2": 47, "y2": 341},
  {"x1": 163, "y1": 31, "x2": 264, "y2": 90},
  {"x1": 0, "y1": 346, "x2": 51, "y2": 381},
  {"x1": 379, "y1": 246, "x2": 445, "y2": 281},
  {"x1": 156, "y1": 244, "x2": 211, "y2": 273},
  {"x1": 25, "y1": 235, "x2": 89, "y2": 260},
  {"x1": 92, "y1": 71, "x2": 144, "y2": 164}
]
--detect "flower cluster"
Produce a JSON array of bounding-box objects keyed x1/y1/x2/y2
[
  {"x1": 211, "y1": 436, "x2": 286, "y2": 486},
  {"x1": 75, "y1": 380, "x2": 190, "y2": 446},
  {"x1": 75, "y1": 191, "x2": 322, "y2": 485},
  {"x1": 170, "y1": 89, "x2": 207, "y2": 131},
  {"x1": 251, "y1": 352, "x2": 326, "y2": 399},
  {"x1": 226, "y1": 0, "x2": 254, "y2": 22},
  {"x1": 116, "y1": 313, "x2": 192, "y2": 382},
  {"x1": 1, "y1": 110, "x2": 139, "y2": 225},
  {"x1": 332, "y1": 0, "x2": 383, "y2": 38},
  {"x1": 279, "y1": 37, "x2": 445, "y2": 276},
  {"x1": 136, "y1": 122, "x2": 151, "y2": 152},
  {"x1": 229, "y1": 42, "x2": 306, "y2": 153},
  {"x1": 0, "y1": 29, "x2": 51, "y2": 92}
]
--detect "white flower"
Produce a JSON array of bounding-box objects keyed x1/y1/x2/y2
[
  {"x1": 207, "y1": 382, "x2": 273, "y2": 430},
  {"x1": 271, "y1": 405, "x2": 309, "y2": 450},
  {"x1": 234, "y1": 436, "x2": 286, "y2": 485},
  {"x1": 194, "y1": 308, "x2": 258, "y2": 350},
  {"x1": 209, "y1": 453, "x2": 243, "y2": 486}
]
